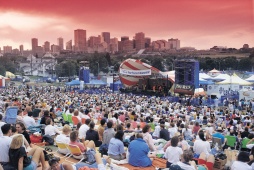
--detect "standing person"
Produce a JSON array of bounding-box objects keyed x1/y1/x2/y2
[
  {"x1": 165, "y1": 136, "x2": 183, "y2": 168},
  {"x1": 128, "y1": 133, "x2": 154, "y2": 167},
  {"x1": 9, "y1": 134, "x2": 49, "y2": 170},
  {"x1": 98, "y1": 118, "x2": 106, "y2": 141},
  {"x1": 16, "y1": 122, "x2": 32, "y2": 146}
]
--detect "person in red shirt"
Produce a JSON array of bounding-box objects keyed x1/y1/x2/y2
[{"x1": 69, "y1": 131, "x2": 95, "y2": 153}]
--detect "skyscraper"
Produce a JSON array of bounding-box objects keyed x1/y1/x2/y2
[
  {"x1": 102, "y1": 32, "x2": 110, "y2": 44},
  {"x1": 168, "y1": 38, "x2": 180, "y2": 50},
  {"x1": 74, "y1": 29, "x2": 86, "y2": 52},
  {"x1": 31, "y1": 38, "x2": 38, "y2": 52},
  {"x1": 19, "y1": 45, "x2": 24, "y2": 55},
  {"x1": 66, "y1": 40, "x2": 72, "y2": 51},
  {"x1": 3, "y1": 46, "x2": 12, "y2": 54},
  {"x1": 57, "y1": 37, "x2": 64, "y2": 50},
  {"x1": 135, "y1": 32, "x2": 145, "y2": 50},
  {"x1": 44, "y1": 41, "x2": 50, "y2": 52}
]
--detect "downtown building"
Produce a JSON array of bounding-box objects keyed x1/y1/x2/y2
[{"x1": 74, "y1": 29, "x2": 87, "y2": 52}]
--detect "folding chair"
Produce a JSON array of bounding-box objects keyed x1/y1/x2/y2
[
  {"x1": 55, "y1": 141, "x2": 71, "y2": 158},
  {"x1": 67, "y1": 114, "x2": 73, "y2": 124},
  {"x1": 225, "y1": 136, "x2": 236, "y2": 149},
  {"x1": 212, "y1": 137, "x2": 223, "y2": 151},
  {"x1": 66, "y1": 144, "x2": 85, "y2": 164},
  {"x1": 4, "y1": 106, "x2": 18, "y2": 124},
  {"x1": 81, "y1": 118, "x2": 86, "y2": 124},
  {"x1": 62, "y1": 113, "x2": 68, "y2": 122},
  {"x1": 241, "y1": 138, "x2": 251, "y2": 150},
  {"x1": 72, "y1": 116, "x2": 80, "y2": 126}
]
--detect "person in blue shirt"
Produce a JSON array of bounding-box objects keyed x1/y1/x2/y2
[
  {"x1": 212, "y1": 127, "x2": 226, "y2": 145},
  {"x1": 128, "y1": 133, "x2": 154, "y2": 167},
  {"x1": 107, "y1": 130, "x2": 126, "y2": 160}
]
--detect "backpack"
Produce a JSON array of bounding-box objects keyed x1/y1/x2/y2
[
  {"x1": 99, "y1": 143, "x2": 108, "y2": 155},
  {"x1": 42, "y1": 135, "x2": 54, "y2": 145}
]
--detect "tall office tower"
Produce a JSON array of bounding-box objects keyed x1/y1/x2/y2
[
  {"x1": 168, "y1": 38, "x2": 180, "y2": 50},
  {"x1": 66, "y1": 40, "x2": 72, "y2": 50},
  {"x1": 145, "y1": 37, "x2": 151, "y2": 48},
  {"x1": 57, "y1": 37, "x2": 64, "y2": 50},
  {"x1": 110, "y1": 38, "x2": 118, "y2": 53},
  {"x1": 74, "y1": 29, "x2": 86, "y2": 52},
  {"x1": 12, "y1": 48, "x2": 20, "y2": 54},
  {"x1": 88, "y1": 36, "x2": 98, "y2": 48},
  {"x1": 135, "y1": 32, "x2": 145, "y2": 50},
  {"x1": 19, "y1": 45, "x2": 24, "y2": 55},
  {"x1": 44, "y1": 41, "x2": 50, "y2": 52},
  {"x1": 102, "y1": 32, "x2": 110, "y2": 44},
  {"x1": 51, "y1": 44, "x2": 60, "y2": 53},
  {"x1": 31, "y1": 38, "x2": 38, "y2": 52},
  {"x1": 3, "y1": 46, "x2": 12, "y2": 54}
]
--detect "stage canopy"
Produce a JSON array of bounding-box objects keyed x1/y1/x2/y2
[
  {"x1": 205, "y1": 73, "x2": 230, "y2": 81},
  {"x1": 217, "y1": 73, "x2": 253, "y2": 85},
  {"x1": 245, "y1": 75, "x2": 254, "y2": 82}
]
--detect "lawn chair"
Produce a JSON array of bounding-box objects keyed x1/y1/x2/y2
[
  {"x1": 55, "y1": 141, "x2": 71, "y2": 158},
  {"x1": 241, "y1": 138, "x2": 251, "y2": 151},
  {"x1": 66, "y1": 144, "x2": 85, "y2": 163},
  {"x1": 212, "y1": 137, "x2": 223, "y2": 151},
  {"x1": 4, "y1": 106, "x2": 18, "y2": 124},
  {"x1": 67, "y1": 114, "x2": 73, "y2": 124},
  {"x1": 81, "y1": 118, "x2": 86, "y2": 124},
  {"x1": 72, "y1": 116, "x2": 80, "y2": 126},
  {"x1": 62, "y1": 113, "x2": 68, "y2": 122},
  {"x1": 225, "y1": 136, "x2": 237, "y2": 149}
]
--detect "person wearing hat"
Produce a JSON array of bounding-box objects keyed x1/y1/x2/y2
[{"x1": 212, "y1": 126, "x2": 227, "y2": 146}]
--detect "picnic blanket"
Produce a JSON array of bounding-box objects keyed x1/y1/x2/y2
[{"x1": 120, "y1": 158, "x2": 167, "y2": 170}]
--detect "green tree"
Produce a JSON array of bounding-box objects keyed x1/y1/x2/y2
[
  {"x1": 151, "y1": 57, "x2": 163, "y2": 71},
  {"x1": 0, "y1": 64, "x2": 6, "y2": 75},
  {"x1": 238, "y1": 58, "x2": 252, "y2": 71}
]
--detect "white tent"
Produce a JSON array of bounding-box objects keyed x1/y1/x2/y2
[
  {"x1": 207, "y1": 73, "x2": 230, "y2": 81},
  {"x1": 245, "y1": 75, "x2": 254, "y2": 82},
  {"x1": 208, "y1": 68, "x2": 221, "y2": 77},
  {"x1": 199, "y1": 73, "x2": 211, "y2": 79},
  {"x1": 217, "y1": 73, "x2": 253, "y2": 85}
]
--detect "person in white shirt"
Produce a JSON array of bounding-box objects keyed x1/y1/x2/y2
[
  {"x1": 168, "y1": 122, "x2": 177, "y2": 139},
  {"x1": 193, "y1": 130, "x2": 210, "y2": 156},
  {"x1": 175, "y1": 150, "x2": 197, "y2": 170},
  {"x1": 0, "y1": 124, "x2": 12, "y2": 163},
  {"x1": 55, "y1": 125, "x2": 72, "y2": 154},
  {"x1": 44, "y1": 118, "x2": 60, "y2": 136},
  {"x1": 0, "y1": 114, "x2": 6, "y2": 137},
  {"x1": 78, "y1": 119, "x2": 91, "y2": 141},
  {"x1": 23, "y1": 112, "x2": 37, "y2": 128},
  {"x1": 231, "y1": 151, "x2": 252, "y2": 170},
  {"x1": 165, "y1": 136, "x2": 183, "y2": 168}
]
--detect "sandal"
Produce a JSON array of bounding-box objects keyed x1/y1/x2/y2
[{"x1": 45, "y1": 147, "x2": 53, "y2": 152}]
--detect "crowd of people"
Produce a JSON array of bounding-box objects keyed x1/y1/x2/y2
[{"x1": 0, "y1": 84, "x2": 254, "y2": 170}]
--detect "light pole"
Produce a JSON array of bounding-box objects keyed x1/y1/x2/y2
[{"x1": 96, "y1": 62, "x2": 99, "y2": 76}]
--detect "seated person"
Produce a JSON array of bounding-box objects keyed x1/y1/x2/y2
[
  {"x1": 69, "y1": 131, "x2": 95, "y2": 153},
  {"x1": 44, "y1": 118, "x2": 60, "y2": 136},
  {"x1": 9, "y1": 134, "x2": 49, "y2": 170},
  {"x1": 231, "y1": 151, "x2": 251, "y2": 170},
  {"x1": 108, "y1": 130, "x2": 126, "y2": 160},
  {"x1": 212, "y1": 126, "x2": 227, "y2": 146},
  {"x1": 85, "y1": 122, "x2": 102, "y2": 147},
  {"x1": 165, "y1": 136, "x2": 183, "y2": 168},
  {"x1": 193, "y1": 130, "x2": 210, "y2": 157},
  {"x1": 173, "y1": 150, "x2": 197, "y2": 170},
  {"x1": 55, "y1": 125, "x2": 72, "y2": 154},
  {"x1": 198, "y1": 152, "x2": 215, "y2": 170},
  {"x1": 40, "y1": 110, "x2": 54, "y2": 125},
  {"x1": 15, "y1": 122, "x2": 32, "y2": 147},
  {"x1": 128, "y1": 133, "x2": 155, "y2": 167}
]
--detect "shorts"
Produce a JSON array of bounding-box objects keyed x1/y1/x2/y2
[
  {"x1": 24, "y1": 161, "x2": 37, "y2": 170},
  {"x1": 198, "y1": 158, "x2": 213, "y2": 170}
]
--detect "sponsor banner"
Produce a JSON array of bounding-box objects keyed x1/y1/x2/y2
[
  {"x1": 120, "y1": 68, "x2": 151, "y2": 76},
  {"x1": 174, "y1": 84, "x2": 195, "y2": 95}
]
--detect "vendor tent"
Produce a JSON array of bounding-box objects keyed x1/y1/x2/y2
[
  {"x1": 65, "y1": 80, "x2": 80, "y2": 86},
  {"x1": 199, "y1": 73, "x2": 211, "y2": 79},
  {"x1": 5, "y1": 71, "x2": 15, "y2": 78},
  {"x1": 217, "y1": 73, "x2": 253, "y2": 85},
  {"x1": 245, "y1": 75, "x2": 254, "y2": 82},
  {"x1": 206, "y1": 73, "x2": 230, "y2": 81},
  {"x1": 208, "y1": 68, "x2": 221, "y2": 77},
  {"x1": 199, "y1": 78, "x2": 214, "y2": 85}
]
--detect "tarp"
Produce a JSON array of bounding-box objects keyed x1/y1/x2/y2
[
  {"x1": 65, "y1": 80, "x2": 80, "y2": 86},
  {"x1": 217, "y1": 73, "x2": 253, "y2": 85},
  {"x1": 245, "y1": 75, "x2": 254, "y2": 82}
]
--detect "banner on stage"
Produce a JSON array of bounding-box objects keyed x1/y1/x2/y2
[{"x1": 120, "y1": 68, "x2": 151, "y2": 76}]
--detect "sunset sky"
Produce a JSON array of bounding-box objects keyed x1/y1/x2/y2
[{"x1": 0, "y1": 0, "x2": 253, "y2": 50}]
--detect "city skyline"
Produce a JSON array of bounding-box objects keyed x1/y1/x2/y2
[{"x1": 0, "y1": 0, "x2": 253, "y2": 50}]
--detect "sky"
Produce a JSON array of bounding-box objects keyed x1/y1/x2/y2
[{"x1": 0, "y1": 0, "x2": 253, "y2": 50}]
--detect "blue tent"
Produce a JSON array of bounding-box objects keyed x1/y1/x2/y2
[
  {"x1": 199, "y1": 79, "x2": 214, "y2": 85},
  {"x1": 65, "y1": 80, "x2": 80, "y2": 86},
  {"x1": 110, "y1": 80, "x2": 123, "y2": 91},
  {"x1": 86, "y1": 79, "x2": 107, "y2": 85}
]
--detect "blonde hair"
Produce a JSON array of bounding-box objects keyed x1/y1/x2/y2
[
  {"x1": 10, "y1": 134, "x2": 24, "y2": 149},
  {"x1": 62, "y1": 125, "x2": 72, "y2": 134}
]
